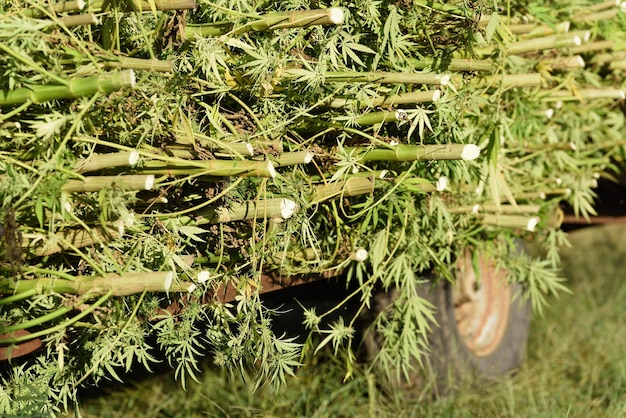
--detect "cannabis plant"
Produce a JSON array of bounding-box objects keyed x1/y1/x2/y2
[{"x1": 1, "y1": 0, "x2": 625, "y2": 414}]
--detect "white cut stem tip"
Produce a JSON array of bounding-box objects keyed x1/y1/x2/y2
[
  {"x1": 164, "y1": 272, "x2": 174, "y2": 291},
  {"x1": 438, "y1": 75, "x2": 451, "y2": 86},
  {"x1": 395, "y1": 109, "x2": 408, "y2": 121},
  {"x1": 461, "y1": 144, "x2": 480, "y2": 161},
  {"x1": 545, "y1": 108, "x2": 554, "y2": 119},
  {"x1": 303, "y1": 151, "x2": 314, "y2": 164},
  {"x1": 558, "y1": 21, "x2": 571, "y2": 32},
  {"x1": 144, "y1": 175, "x2": 155, "y2": 190},
  {"x1": 244, "y1": 143, "x2": 254, "y2": 156},
  {"x1": 526, "y1": 217, "x2": 539, "y2": 232},
  {"x1": 129, "y1": 151, "x2": 140, "y2": 166},
  {"x1": 575, "y1": 56, "x2": 585, "y2": 67},
  {"x1": 126, "y1": 69, "x2": 136, "y2": 88},
  {"x1": 621, "y1": 2, "x2": 626, "y2": 12},
  {"x1": 471, "y1": 204, "x2": 481, "y2": 214},
  {"x1": 352, "y1": 248, "x2": 369, "y2": 262},
  {"x1": 432, "y1": 89, "x2": 441, "y2": 102},
  {"x1": 77, "y1": 0, "x2": 86, "y2": 10},
  {"x1": 583, "y1": 31, "x2": 591, "y2": 42},
  {"x1": 620, "y1": 89, "x2": 626, "y2": 99},
  {"x1": 436, "y1": 177, "x2": 448, "y2": 192},
  {"x1": 379, "y1": 170, "x2": 389, "y2": 179},
  {"x1": 186, "y1": 284, "x2": 197, "y2": 293},
  {"x1": 389, "y1": 140, "x2": 400, "y2": 146},
  {"x1": 329, "y1": 7, "x2": 345, "y2": 24},
  {"x1": 280, "y1": 199, "x2": 298, "y2": 219},
  {"x1": 267, "y1": 160, "x2": 277, "y2": 178},
  {"x1": 197, "y1": 271, "x2": 210, "y2": 283},
  {"x1": 113, "y1": 219, "x2": 125, "y2": 236},
  {"x1": 573, "y1": 36, "x2": 582, "y2": 46}
]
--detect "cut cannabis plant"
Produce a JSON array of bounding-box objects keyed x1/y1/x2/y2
[{"x1": 1, "y1": 0, "x2": 625, "y2": 414}]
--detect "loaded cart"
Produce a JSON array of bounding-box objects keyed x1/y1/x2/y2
[{"x1": 1, "y1": 0, "x2": 625, "y2": 412}]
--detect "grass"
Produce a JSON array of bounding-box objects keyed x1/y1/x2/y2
[{"x1": 70, "y1": 224, "x2": 626, "y2": 417}]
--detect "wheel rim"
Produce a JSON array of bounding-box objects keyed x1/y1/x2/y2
[{"x1": 452, "y1": 251, "x2": 511, "y2": 357}]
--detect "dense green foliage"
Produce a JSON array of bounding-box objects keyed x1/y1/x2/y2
[
  {"x1": 1, "y1": 0, "x2": 625, "y2": 414},
  {"x1": 66, "y1": 225, "x2": 626, "y2": 417}
]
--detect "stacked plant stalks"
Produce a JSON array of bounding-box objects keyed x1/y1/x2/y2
[{"x1": 1, "y1": 0, "x2": 625, "y2": 413}]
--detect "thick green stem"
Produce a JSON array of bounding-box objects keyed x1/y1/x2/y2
[
  {"x1": 609, "y1": 60, "x2": 626, "y2": 70},
  {"x1": 88, "y1": 0, "x2": 197, "y2": 12},
  {"x1": 481, "y1": 214, "x2": 540, "y2": 232},
  {"x1": 408, "y1": 57, "x2": 493, "y2": 72},
  {"x1": 62, "y1": 175, "x2": 154, "y2": 192},
  {"x1": 190, "y1": 198, "x2": 298, "y2": 224},
  {"x1": 541, "y1": 88, "x2": 625, "y2": 101},
  {"x1": 0, "y1": 70, "x2": 135, "y2": 106},
  {"x1": 286, "y1": 70, "x2": 450, "y2": 85},
  {"x1": 312, "y1": 177, "x2": 376, "y2": 203},
  {"x1": 589, "y1": 49, "x2": 626, "y2": 65},
  {"x1": 542, "y1": 56, "x2": 585, "y2": 70},
  {"x1": 511, "y1": 21, "x2": 570, "y2": 37},
  {"x1": 23, "y1": 220, "x2": 124, "y2": 257},
  {"x1": 271, "y1": 151, "x2": 313, "y2": 167},
  {"x1": 55, "y1": 13, "x2": 98, "y2": 28},
  {"x1": 175, "y1": 133, "x2": 255, "y2": 156},
  {"x1": 470, "y1": 34, "x2": 583, "y2": 58},
  {"x1": 328, "y1": 90, "x2": 440, "y2": 109},
  {"x1": 351, "y1": 109, "x2": 408, "y2": 126},
  {"x1": 185, "y1": 7, "x2": 344, "y2": 38},
  {"x1": 470, "y1": 73, "x2": 543, "y2": 88},
  {"x1": 343, "y1": 143, "x2": 480, "y2": 162},
  {"x1": 447, "y1": 204, "x2": 541, "y2": 214},
  {"x1": 103, "y1": 56, "x2": 173, "y2": 72},
  {"x1": 309, "y1": 171, "x2": 444, "y2": 198},
  {"x1": 400, "y1": 176, "x2": 448, "y2": 193},
  {"x1": 308, "y1": 170, "x2": 389, "y2": 182},
  {"x1": 574, "y1": 0, "x2": 620, "y2": 15},
  {"x1": 21, "y1": 0, "x2": 86, "y2": 17},
  {"x1": 571, "y1": 40, "x2": 614, "y2": 55},
  {"x1": 506, "y1": 34, "x2": 584, "y2": 55},
  {"x1": 3, "y1": 271, "x2": 187, "y2": 296},
  {"x1": 576, "y1": 8, "x2": 620, "y2": 23},
  {"x1": 75, "y1": 151, "x2": 140, "y2": 173},
  {"x1": 138, "y1": 159, "x2": 276, "y2": 178}
]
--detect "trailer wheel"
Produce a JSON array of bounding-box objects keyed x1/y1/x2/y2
[
  {"x1": 427, "y1": 251, "x2": 531, "y2": 394},
  {"x1": 365, "y1": 251, "x2": 531, "y2": 396}
]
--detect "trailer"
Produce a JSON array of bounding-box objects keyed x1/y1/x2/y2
[{"x1": 1, "y1": 0, "x2": 625, "y2": 412}]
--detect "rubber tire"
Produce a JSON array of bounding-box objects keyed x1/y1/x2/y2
[
  {"x1": 364, "y1": 279, "x2": 531, "y2": 398},
  {"x1": 421, "y1": 279, "x2": 531, "y2": 396}
]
